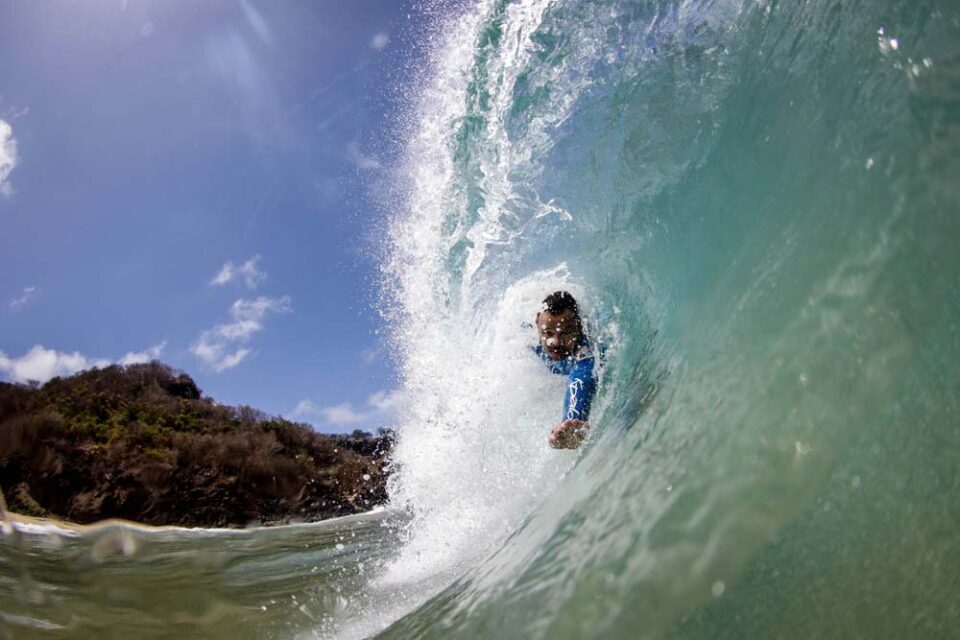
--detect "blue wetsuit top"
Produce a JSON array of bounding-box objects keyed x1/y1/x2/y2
[{"x1": 534, "y1": 339, "x2": 599, "y2": 423}]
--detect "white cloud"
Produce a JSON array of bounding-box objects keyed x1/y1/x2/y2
[
  {"x1": 346, "y1": 140, "x2": 381, "y2": 171},
  {"x1": 369, "y1": 32, "x2": 389, "y2": 50},
  {"x1": 9, "y1": 286, "x2": 36, "y2": 309},
  {"x1": 0, "y1": 346, "x2": 106, "y2": 384},
  {"x1": 0, "y1": 118, "x2": 19, "y2": 197},
  {"x1": 0, "y1": 342, "x2": 165, "y2": 385},
  {"x1": 321, "y1": 402, "x2": 368, "y2": 426},
  {"x1": 289, "y1": 387, "x2": 403, "y2": 430},
  {"x1": 217, "y1": 348, "x2": 252, "y2": 371},
  {"x1": 291, "y1": 399, "x2": 367, "y2": 427},
  {"x1": 367, "y1": 389, "x2": 402, "y2": 411},
  {"x1": 210, "y1": 264, "x2": 235, "y2": 287},
  {"x1": 210, "y1": 255, "x2": 267, "y2": 289},
  {"x1": 191, "y1": 295, "x2": 291, "y2": 372},
  {"x1": 290, "y1": 399, "x2": 320, "y2": 418},
  {"x1": 118, "y1": 341, "x2": 167, "y2": 365}
]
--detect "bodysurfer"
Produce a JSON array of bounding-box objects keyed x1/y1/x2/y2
[{"x1": 534, "y1": 291, "x2": 599, "y2": 449}]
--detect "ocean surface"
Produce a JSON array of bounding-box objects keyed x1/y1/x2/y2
[{"x1": 2, "y1": 0, "x2": 958, "y2": 637}]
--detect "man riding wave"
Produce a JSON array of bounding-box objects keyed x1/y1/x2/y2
[{"x1": 533, "y1": 291, "x2": 599, "y2": 449}]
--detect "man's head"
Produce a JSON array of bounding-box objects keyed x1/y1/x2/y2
[{"x1": 536, "y1": 291, "x2": 583, "y2": 361}]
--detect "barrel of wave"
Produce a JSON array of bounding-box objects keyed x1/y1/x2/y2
[{"x1": 379, "y1": 264, "x2": 620, "y2": 590}]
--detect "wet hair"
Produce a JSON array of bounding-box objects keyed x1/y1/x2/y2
[
  {"x1": 541, "y1": 291, "x2": 580, "y2": 317},
  {"x1": 539, "y1": 291, "x2": 584, "y2": 344}
]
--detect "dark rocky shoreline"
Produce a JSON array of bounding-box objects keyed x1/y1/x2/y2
[{"x1": 0, "y1": 363, "x2": 392, "y2": 528}]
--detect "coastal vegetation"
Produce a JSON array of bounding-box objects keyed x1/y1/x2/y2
[{"x1": 0, "y1": 363, "x2": 391, "y2": 527}]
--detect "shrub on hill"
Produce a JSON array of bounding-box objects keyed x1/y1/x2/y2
[{"x1": 0, "y1": 363, "x2": 391, "y2": 527}]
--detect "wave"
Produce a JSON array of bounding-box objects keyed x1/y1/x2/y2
[{"x1": 370, "y1": 0, "x2": 960, "y2": 637}]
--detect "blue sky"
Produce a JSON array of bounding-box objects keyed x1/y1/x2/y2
[{"x1": 0, "y1": 0, "x2": 416, "y2": 432}]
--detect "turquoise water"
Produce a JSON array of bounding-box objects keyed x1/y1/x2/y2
[
  {"x1": 380, "y1": 0, "x2": 959, "y2": 637},
  {"x1": 2, "y1": 0, "x2": 958, "y2": 638}
]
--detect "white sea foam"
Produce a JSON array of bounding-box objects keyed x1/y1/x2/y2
[
  {"x1": 379, "y1": 0, "x2": 603, "y2": 593},
  {"x1": 381, "y1": 267, "x2": 586, "y2": 588}
]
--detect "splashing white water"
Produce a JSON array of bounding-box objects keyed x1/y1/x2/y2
[{"x1": 382, "y1": 267, "x2": 587, "y2": 588}]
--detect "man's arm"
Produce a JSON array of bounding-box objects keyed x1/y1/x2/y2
[
  {"x1": 563, "y1": 356, "x2": 597, "y2": 422},
  {"x1": 549, "y1": 356, "x2": 597, "y2": 449}
]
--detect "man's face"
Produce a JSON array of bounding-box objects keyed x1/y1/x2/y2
[{"x1": 537, "y1": 309, "x2": 581, "y2": 361}]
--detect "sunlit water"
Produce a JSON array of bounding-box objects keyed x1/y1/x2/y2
[{"x1": 3, "y1": 0, "x2": 959, "y2": 638}]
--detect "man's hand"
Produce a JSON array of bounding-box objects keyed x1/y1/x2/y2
[{"x1": 548, "y1": 419, "x2": 589, "y2": 449}]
